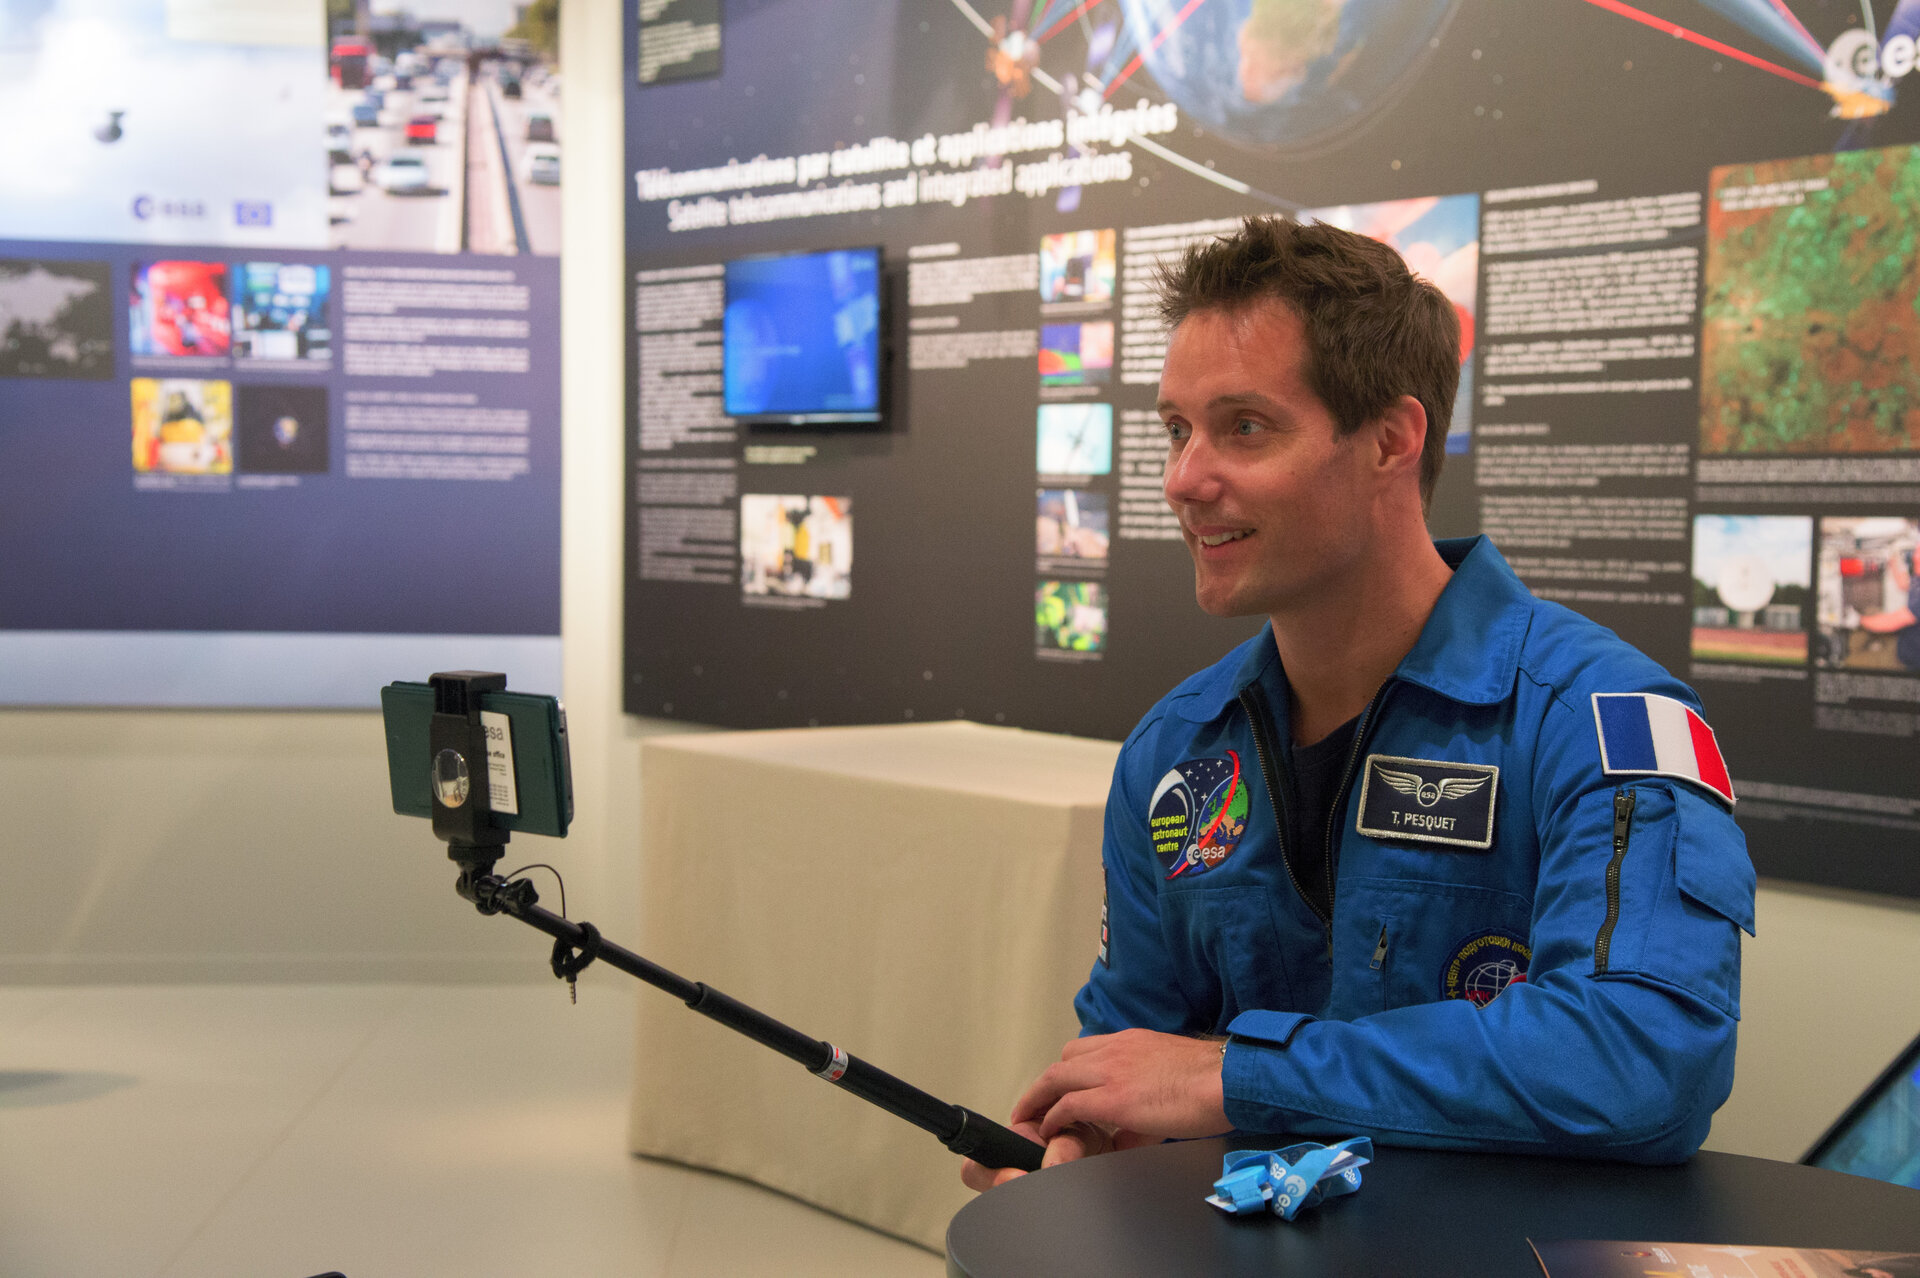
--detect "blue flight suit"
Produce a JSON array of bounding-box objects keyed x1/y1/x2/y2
[{"x1": 1076, "y1": 536, "x2": 1757, "y2": 1163}]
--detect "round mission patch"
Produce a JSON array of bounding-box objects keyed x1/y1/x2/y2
[
  {"x1": 1440, "y1": 929, "x2": 1532, "y2": 1006},
  {"x1": 1147, "y1": 753, "x2": 1249, "y2": 880}
]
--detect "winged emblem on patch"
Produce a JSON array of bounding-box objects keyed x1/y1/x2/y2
[{"x1": 1376, "y1": 768, "x2": 1491, "y2": 809}]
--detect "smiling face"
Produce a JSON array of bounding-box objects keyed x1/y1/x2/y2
[{"x1": 1159, "y1": 300, "x2": 1377, "y2": 620}]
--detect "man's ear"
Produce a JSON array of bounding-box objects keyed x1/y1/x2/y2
[{"x1": 1371, "y1": 395, "x2": 1428, "y2": 487}]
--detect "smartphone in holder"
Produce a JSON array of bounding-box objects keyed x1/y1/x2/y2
[
  {"x1": 377, "y1": 672, "x2": 1044, "y2": 1174},
  {"x1": 381, "y1": 679, "x2": 573, "y2": 838}
]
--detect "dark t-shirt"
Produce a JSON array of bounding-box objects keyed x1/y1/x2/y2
[
  {"x1": 1288, "y1": 714, "x2": 1360, "y2": 908},
  {"x1": 1250, "y1": 655, "x2": 1364, "y2": 913}
]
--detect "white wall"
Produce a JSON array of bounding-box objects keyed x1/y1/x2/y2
[
  {"x1": 1708, "y1": 881, "x2": 1920, "y2": 1161},
  {"x1": 0, "y1": 0, "x2": 691, "y2": 984},
  {"x1": 0, "y1": 0, "x2": 1914, "y2": 1164}
]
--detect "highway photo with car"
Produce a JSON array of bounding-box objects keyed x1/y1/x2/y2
[{"x1": 327, "y1": 25, "x2": 559, "y2": 257}]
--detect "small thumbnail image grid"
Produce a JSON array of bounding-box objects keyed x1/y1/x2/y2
[
  {"x1": 0, "y1": 257, "x2": 113, "y2": 379},
  {"x1": 1816, "y1": 516, "x2": 1920, "y2": 672},
  {"x1": 1689, "y1": 514, "x2": 1811, "y2": 666},
  {"x1": 132, "y1": 378, "x2": 232, "y2": 474},
  {"x1": 1036, "y1": 579, "x2": 1106, "y2": 655},
  {"x1": 741, "y1": 494, "x2": 852, "y2": 599},
  {"x1": 1039, "y1": 321, "x2": 1113, "y2": 386},
  {"x1": 1037, "y1": 403, "x2": 1113, "y2": 476},
  {"x1": 234, "y1": 262, "x2": 331, "y2": 362},
  {"x1": 129, "y1": 260, "x2": 231, "y2": 357},
  {"x1": 1037, "y1": 488, "x2": 1109, "y2": 562},
  {"x1": 1039, "y1": 229, "x2": 1116, "y2": 305},
  {"x1": 236, "y1": 383, "x2": 330, "y2": 474}
]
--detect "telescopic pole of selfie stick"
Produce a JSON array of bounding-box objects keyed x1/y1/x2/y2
[{"x1": 425, "y1": 672, "x2": 1045, "y2": 1174}]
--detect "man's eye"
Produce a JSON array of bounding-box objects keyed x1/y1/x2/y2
[
  {"x1": 1165, "y1": 421, "x2": 1189, "y2": 442},
  {"x1": 1234, "y1": 418, "x2": 1259, "y2": 435}
]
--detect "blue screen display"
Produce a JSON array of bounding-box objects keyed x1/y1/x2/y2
[
  {"x1": 1809, "y1": 1044, "x2": 1920, "y2": 1189},
  {"x1": 723, "y1": 247, "x2": 881, "y2": 423}
]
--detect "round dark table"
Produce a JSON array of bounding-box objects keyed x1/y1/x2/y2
[{"x1": 946, "y1": 1138, "x2": 1920, "y2": 1277}]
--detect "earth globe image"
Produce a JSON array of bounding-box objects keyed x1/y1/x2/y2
[
  {"x1": 1465, "y1": 957, "x2": 1521, "y2": 1005},
  {"x1": 1111, "y1": 0, "x2": 1461, "y2": 151}
]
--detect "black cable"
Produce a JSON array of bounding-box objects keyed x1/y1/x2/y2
[
  {"x1": 501, "y1": 862, "x2": 566, "y2": 919},
  {"x1": 551, "y1": 921, "x2": 602, "y2": 991},
  {"x1": 500, "y1": 863, "x2": 602, "y2": 999}
]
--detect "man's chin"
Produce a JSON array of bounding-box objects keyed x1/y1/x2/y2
[{"x1": 1190, "y1": 578, "x2": 1266, "y2": 619}]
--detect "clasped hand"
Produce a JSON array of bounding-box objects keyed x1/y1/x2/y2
[{"x1": 959, "y1": 1028, "x2": 1231, "y2": 1191}]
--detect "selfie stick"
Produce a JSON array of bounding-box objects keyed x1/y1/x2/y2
[{"x1": 424, "y1": 671, "x2": 1046, "y2": 1174}]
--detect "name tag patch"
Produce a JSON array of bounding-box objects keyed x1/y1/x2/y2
[{"x1": 1355, "y1": 754, "x2": 1498, "y2": 849}]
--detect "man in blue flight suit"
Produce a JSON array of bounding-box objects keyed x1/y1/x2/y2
[{"x1": 962, "y1": 217, "x2": 1756, "y2": 1192}]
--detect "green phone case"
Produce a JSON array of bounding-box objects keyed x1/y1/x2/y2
[{"x1": 380, "y1": 681, "x2": 572, "y2": 837}]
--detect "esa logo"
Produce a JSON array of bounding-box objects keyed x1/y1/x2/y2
[
  {"x1": 130, "y1": 195, "x2": 207, "y2": 222},
  {"x1": 1824, "y1": 26, "x2": 1920, "y2": 117},
  {"x1": 234, "y1": 200, "x2": 273, "y2": 227},
  {"x1": 1829, "y1": 29, "x2": 1918, "y2": 84}
]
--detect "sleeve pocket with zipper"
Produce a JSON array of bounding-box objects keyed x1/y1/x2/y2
[{"x1": 1591, "y1": 782, "x2": 1756, "y2": 1020}]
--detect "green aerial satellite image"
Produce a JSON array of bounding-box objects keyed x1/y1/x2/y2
[{"x1": 1703, "y1": 144, "x2": 1920, "y2": 454}]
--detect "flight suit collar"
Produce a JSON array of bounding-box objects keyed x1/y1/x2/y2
[
  {"x1": 1392, "y1": 535, "x2": 1532, "y2": 706},
  {"x1": 1174, "y1": 535, "x2": 1531, "y2": 723}
]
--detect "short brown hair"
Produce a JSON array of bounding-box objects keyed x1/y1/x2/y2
[{"x1": 1158, "y1": 216, "x2": 1460, "y2": 510}]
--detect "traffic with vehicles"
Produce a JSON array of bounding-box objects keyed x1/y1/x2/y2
[{"x1": 326, "y1": 31, "x2": 560, "y2": 255}]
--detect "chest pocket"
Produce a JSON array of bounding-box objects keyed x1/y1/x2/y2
[
  {"x1": 1161, "y1": 885, "x2": 1299, "y2": 1031},
  {"x1": 1329, "y1": 877, "x2": 1534, "y2": 1021}
]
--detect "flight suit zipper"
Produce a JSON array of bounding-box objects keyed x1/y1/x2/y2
[
  {"x1": 1594, "y1": 787, "x2": 1636, "y2": 974},
  {"x1": 1239, "y1": 686, "x2": 1318, "y2": 932},
  {"x1": 1237, "y1": 681, "x2": 1393, "y2": 958},
  {"x1": 1323, "y1": 683, "x2": 1392, "y2": 914}
]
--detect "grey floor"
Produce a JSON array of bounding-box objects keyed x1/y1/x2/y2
[{"x1": 0, "y1": 982, "x2": 947, "y2": 1278}]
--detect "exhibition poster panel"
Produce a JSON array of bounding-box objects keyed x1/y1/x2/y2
[
  {"x1": 0, "y1": 0, "x2": 563, "y2": 706},
  {"x1": 623, "y1": 0, "x2": 1920, "y2": 897}
]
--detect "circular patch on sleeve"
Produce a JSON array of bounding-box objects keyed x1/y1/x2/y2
[
  {"x1": 1148, "y1": 752, "x2": 1248, "y2": 880},
  {"x1": 1440, "y1": 929, "x2": 1532, "y2": 1006}
]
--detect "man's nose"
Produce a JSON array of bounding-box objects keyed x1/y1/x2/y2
[{"x1": 1163, "y1": 433, "x2": 1224, "y2": 506}]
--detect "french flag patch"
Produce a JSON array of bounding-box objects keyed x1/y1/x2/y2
[{"x1": 1592, "y1": 693, "x2": 1735, "y2": 807}]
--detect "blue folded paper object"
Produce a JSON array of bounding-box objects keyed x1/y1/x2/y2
[{"x1": 1205, "y1": 1138, "x2": 1373, "y2": 1220}]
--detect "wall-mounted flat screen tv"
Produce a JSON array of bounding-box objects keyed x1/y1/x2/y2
[{"x1": 723, "y1": 246, "x2": 883, "y2": 427}]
